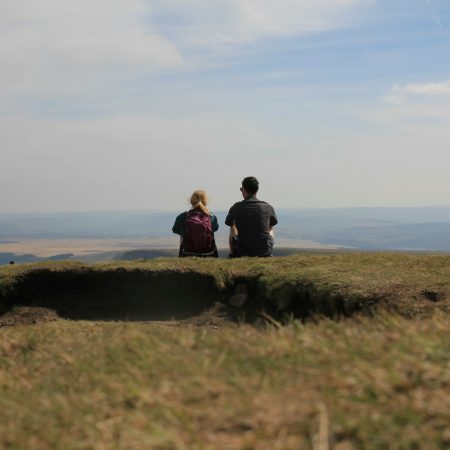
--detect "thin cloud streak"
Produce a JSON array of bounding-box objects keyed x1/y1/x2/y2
[
  {"x1": 385, "y1": 79, "x2": 450, "y2": 104},
  {"x1": 149, "y1": 0, "x2": 370, "y2": 46},
  {"x1": 424, "y1": 0, "x2": 443, "y2": 29}
]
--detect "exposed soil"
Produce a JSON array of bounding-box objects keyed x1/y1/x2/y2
[
  {"x1": 0, "y1": 302, "x2": 248, "y2": 329},
  {"x1": 0, "y1": 306, "x2": 59, "y2": 327},
  {"x1": 2, "y1": 264, "x2": 448, "y2": 328},
  {"x1": 0, "y1": 268, "x2": 276, "y2": 328}
]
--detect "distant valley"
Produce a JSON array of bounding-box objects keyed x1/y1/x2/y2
[{"x1": 1, "y1": 206, "x2": 450, "y2": 263}]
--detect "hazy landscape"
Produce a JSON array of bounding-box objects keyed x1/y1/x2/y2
[{"x1": 1, "y1": 206, "x2": 450, "y2": 264}]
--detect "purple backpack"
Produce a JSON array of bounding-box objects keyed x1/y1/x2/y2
[{"x1": 183, "y1": 211, "x2": 214, "y2": 254}]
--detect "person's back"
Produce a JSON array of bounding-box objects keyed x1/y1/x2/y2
[
  {"x1": 173, "y1": 190, "x2": 219, "y2": 257},
  {"x1": 225, "y1": 177, "x2": 278, "y2": 257}
]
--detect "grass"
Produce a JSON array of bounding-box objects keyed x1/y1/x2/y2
[
  {"x1": 1, "y1": 253, "x2": 450, "y2": 317},
  {"x1": 1, "y1": 313, "x2": 449, "y2": 449},
  {"x1": 1, "y1": 253, "x2": 450, "y2": 449}
]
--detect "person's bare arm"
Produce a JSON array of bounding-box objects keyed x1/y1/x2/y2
[{"x1": 269, "y1": 226, "x2": 274, "y2": 238}]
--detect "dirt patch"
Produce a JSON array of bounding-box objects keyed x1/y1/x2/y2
[
  {"x1": 162, "y1": 302, "x2": 246, "y2": 328},
  {"x1": 6, "y1": 268, "x2": 229, "y2": 322},
  {"x1": 0, "y1": 268, "x2": 255, "y2": 327},
  {"x1": 2, "y1": 261, "x2": 448, "y2": 328},
  {"x1": 0, "y1": 306, "x2": 59, "y2": 327},
  {"x1": 0, "y1": 302, "x2": 246, "y2": 329},
  {"x1": 420, "y1": 289, "x2": 443, "y2": 302},
  {"x1": 0, "y1": 267, "x2": 269, "y2": 328}
]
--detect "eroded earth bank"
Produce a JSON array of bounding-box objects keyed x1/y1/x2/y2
[{"x1": 1, "y1": 253, "x2": 449, "y2": 327}]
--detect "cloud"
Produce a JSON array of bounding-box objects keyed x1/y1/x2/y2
[
  {"x1": 234, "y1": 0, "x2": 369, "y2": 35},
  {"x1": 150, "y1": 0, "x2": 370, "y2": 45},
  {"x1": 385, "y1": 80, "x2": 450, "y2": 104},
  {"x1": 397, "y1": 80, "x2": 450, "y2": 96},
  {"x1": 0, "y1": 0, "x2": 182, "y2": 98},
  {"x1": 0, "y1": 0, "x2": 370, "y2": 105}
]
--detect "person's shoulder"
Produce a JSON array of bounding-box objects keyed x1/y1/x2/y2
[
  {"x1": 257, "y1": 200, "x2": 276, "y2": 213},
  {"x1": 254, "y1": 198, "x2": 274, "y2": 207},
  {"x1": 262, "y1": 198, "x2": 274, "y2": 206},
  {"x1": 228, "y1": 201, "x2": 242, "y2": 210},
  {"x1": 175, "y1": 211, "x2": 188, "y2": 220},
  {"x1": 173, "y1": 211, "x2": 188, "y2": 234},
  {"x1": 225, "y1": 203, "x2": 240, "y2": 225}
]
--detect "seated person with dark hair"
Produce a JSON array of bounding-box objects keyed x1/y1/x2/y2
[{"x1": 225, "y1": 176, "x2": 278, "y2": 257}]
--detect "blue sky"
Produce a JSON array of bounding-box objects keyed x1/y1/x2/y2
[{"x1": 1, "y1": 0, "x2": 450, "y2": 212}]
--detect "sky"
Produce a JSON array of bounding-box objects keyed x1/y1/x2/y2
[{"x1": 1, "y1": 0, "x2": 450, "y2": 212}]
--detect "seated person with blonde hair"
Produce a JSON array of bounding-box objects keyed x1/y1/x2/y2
[{"x1": 172, "y1": 190, "x2": 219, "y2": 257}]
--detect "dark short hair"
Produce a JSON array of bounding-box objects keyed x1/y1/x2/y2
[{"x1": 242, "y1": 176, "x2": 259, "y2": 195}]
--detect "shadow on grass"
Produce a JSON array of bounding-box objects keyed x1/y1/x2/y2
[
  {"x1": 3, "y1": 263, "x2": 444, "y2": 327},
  {"x1": 5, "y1": 269, "x2": 229, "y2": 322}
]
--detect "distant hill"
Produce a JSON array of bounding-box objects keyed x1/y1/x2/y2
[
  {"x1": 1, "y1": 206, "x2": 450, "y2": 251},
  {"x1": 0, "y1": 253, "x2": 39, "y2": 265},
  {"x1": 0, "y1": 252, "x2": 75, "y2": 265},
  {"x1": 313, "y1": 223, "x2": 450, "y2": 251},
  {"x1": 275, "y1": 208, "x2": 450, "y2": 251},
  {"x1": 0, "y1": 211, "x2": 176, "y2": 239}
]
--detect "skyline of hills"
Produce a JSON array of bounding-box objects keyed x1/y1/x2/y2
[{"x1": 1, "y1": 206, "x2": 450, "y2": 259}]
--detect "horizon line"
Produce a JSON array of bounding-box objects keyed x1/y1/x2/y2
[{"x1": 1, "y1": 204, "x2": 450, "y2": 215}]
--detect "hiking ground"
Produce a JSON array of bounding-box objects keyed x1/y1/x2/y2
[{"x1": 1, "y1": 253, "x2": 449, "y2": 449}]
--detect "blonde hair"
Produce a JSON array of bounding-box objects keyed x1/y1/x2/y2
[{"x1": 189, "y1": 190, "x2": 211, "y2": 215}]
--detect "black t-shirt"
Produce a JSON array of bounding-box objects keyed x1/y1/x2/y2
[{"x1": 225, "y1": 196, "x2": 278, "y2": 256}]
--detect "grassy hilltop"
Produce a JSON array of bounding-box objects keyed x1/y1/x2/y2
[
  {"x1": 0, "y1": 253, "x2": 449, "y2": 449},
  {"x1": 1, "y1": 253, "x2": 449, "y2": 318}
]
